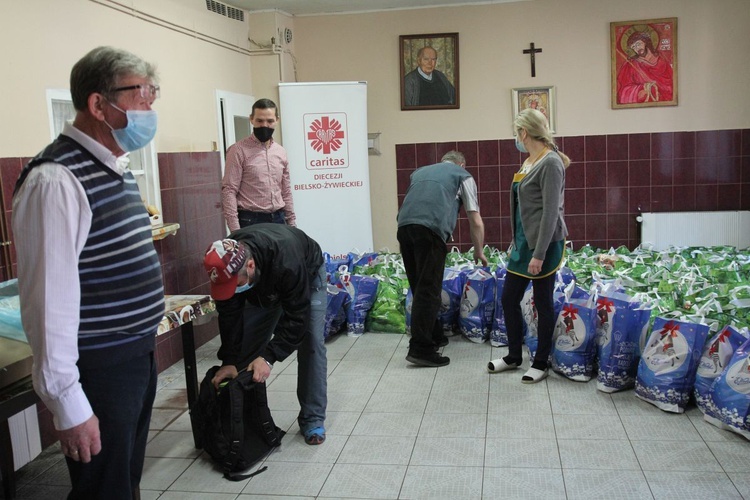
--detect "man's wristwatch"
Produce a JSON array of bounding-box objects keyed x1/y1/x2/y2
[{"x1": 261, "y1": 357, "x2": 273, "y2": 370}]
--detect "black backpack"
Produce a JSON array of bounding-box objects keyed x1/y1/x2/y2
[{"x1": 192, "y1": 366, "x2": 285, "y2": 480}]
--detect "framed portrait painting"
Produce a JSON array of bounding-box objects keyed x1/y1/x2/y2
[
  {"x1": 611, "y1": 17, "x2": 677, "y2": 109},
  {"x1": 511, "y1": 86, "x2": 556, "y2": 134},
  {"x1": 399, "y1": 33, "x2": 459, "y2": 110}
]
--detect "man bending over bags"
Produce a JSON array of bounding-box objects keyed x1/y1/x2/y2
[{"x1": 203, "y1": 223, "x2": 328, "y2": 445}]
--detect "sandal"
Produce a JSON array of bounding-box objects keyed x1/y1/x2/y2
[{"x1": 303, "y1": 426, "x2": 326, "y2": 445}]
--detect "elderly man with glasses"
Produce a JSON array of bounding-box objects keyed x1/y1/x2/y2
[{"x1": 12, "y1": 46, "x2": 163, "y2": 499}]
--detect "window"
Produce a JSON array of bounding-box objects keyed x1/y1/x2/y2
[{"x1": 45, "y1": 89, "x2": 162, "y2": 214}]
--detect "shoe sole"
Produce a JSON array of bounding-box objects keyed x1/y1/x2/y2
[{"x1": 406, "y1": 355, "x2": 450, "y2": 367}]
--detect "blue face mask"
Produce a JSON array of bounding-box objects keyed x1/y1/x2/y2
[
  {"x1": 106, "y1": 102, "x2": 158, "y2": 152},
  {"x1": 235, "y1": 282, "x2": 254, "y2": 294},
  {"x1": 515, "y1": 134, "x2": 528, "y2": 153}
]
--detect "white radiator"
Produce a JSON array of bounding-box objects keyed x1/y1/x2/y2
[{"x1": 640, "y1": 211, "x2": 750, "y2": 250}]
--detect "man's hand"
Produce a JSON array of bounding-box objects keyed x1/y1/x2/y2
[
  {"x1": 473, "y1": 248, "x2": 488, "y2": 267},
  {"x1": 211, "y1": 365, "x2": 239, "y2": 389},
  {"x1": 247, "y1": 356, "x2": 271, "y2": 383},
  {"x1": 58, "y1": 415, "x2": 101, "y2": 463}
]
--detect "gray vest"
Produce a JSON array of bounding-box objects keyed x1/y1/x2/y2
[{"x1": 397, "y1": 162, "x2": 471, "y2": 242}]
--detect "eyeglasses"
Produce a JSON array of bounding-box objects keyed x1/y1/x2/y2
[{"x1": 110, "y1": 84, "x2": 160, "y2": 99}]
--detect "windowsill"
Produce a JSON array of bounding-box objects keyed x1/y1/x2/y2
[{"x1": 152, "y1": 222, "x2": 180, "y2": 241}]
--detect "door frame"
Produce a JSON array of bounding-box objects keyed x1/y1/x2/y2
[{"x1": 215, "y1": 90, "x2": 255, "y2": 177}]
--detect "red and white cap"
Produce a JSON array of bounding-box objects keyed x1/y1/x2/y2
[{"x1": 203, "y1": 239, "x2": 247, "y2": 300}]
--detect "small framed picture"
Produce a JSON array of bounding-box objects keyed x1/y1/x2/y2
[
  {"x1": 610, "y1": 17, "x2": 677, "y2": 109},
  {"x1": 511, "y1": 86, "x2": 556, "y2": 134},
  {"x1": 399, "y1": 32, "x2": 459, "y2": 110}
]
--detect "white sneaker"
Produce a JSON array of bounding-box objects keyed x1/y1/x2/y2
[
  {"x1": 487, "y1": 358, "x2": 519, "y2": 373},
  {"x1": 521, "y1": 367, "x2": 549, "y2": 384}
]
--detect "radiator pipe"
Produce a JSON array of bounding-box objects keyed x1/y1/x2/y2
[{"x1": 635, "y1": 206, "x2": 643, "y2": 247}]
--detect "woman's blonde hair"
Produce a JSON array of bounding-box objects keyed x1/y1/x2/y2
[{"x1": 514, "y1": 108, "x2": 571, "y2": 168}]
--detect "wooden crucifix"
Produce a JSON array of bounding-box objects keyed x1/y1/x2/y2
[{"x1": 523, "y1": 42, "x2": 543, "y2": 77}]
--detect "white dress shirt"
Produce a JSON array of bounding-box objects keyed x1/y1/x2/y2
[{"x1": 12, "y1": 123, "x2": 127, "y2": 430}]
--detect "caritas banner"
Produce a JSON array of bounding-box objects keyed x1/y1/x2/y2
[{"x1": 279, "y1": 82, "x2": 373, "y2": 256}]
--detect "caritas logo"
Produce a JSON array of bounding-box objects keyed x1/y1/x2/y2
[{"x1": 304, "y1": 113, "x2": 349, "y2": 170}]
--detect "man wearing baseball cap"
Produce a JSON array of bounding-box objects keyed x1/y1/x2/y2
[{"x1": 203, "y1": 223, "x2": 328, "y2": 445}]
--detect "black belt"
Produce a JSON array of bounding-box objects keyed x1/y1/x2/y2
[{"x1": 238, "y1": 209, "x2": 283, "y2": 216}]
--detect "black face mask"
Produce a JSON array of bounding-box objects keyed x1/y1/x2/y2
[{"x1": 252, "y1": 126, "x2": 274, "y2": 143}]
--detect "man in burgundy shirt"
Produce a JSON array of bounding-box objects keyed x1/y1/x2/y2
[{"x1": 221, "y1": 98, "x2": 296, "y2": 230}]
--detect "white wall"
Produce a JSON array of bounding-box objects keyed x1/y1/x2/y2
[
  {"x1": 0, "y1": 0, "x2": 255, "y2": 155},
  {"x1": 2, "y1": 0, "x2": 749, "y2": 249},
  {"x1": 290, "y1": 0, "x2": 750, "y2": 248}
]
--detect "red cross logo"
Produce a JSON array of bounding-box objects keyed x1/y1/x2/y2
[{"x1": 307, "y1": 116, "x2": 345, "y2": 154}]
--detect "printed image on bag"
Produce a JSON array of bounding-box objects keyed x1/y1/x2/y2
[
  {"x1": 695, "y1": 326, "x2": 746, "y2": 418},
  {"x1": 635, "y1": 317, "x2": 709, "y2": 413},
  {"x1": 704, "y1": 337, "x2": 750, "y2": 440},
  {"x1": 552, "y1": 298, "x2": 598, "y2": 382}
]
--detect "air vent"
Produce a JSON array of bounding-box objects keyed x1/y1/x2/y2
[{"x1": 205, "y1": 0, "x2": 244, "y2": 22}]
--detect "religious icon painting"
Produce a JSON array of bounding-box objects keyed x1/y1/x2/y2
[
  {"x1": 399, "y1": 33, "x2": 460, "y2": 111},
  {"x1": 611, "y1": 17, "x2": 677, "y2": 109},
  {"x1": 511, "y1": 86, "x2": 556, "y2": 134}
]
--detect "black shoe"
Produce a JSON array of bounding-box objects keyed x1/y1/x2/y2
[
  {"x1": 434, "y1": 337, "x2": 449, "y2": 348},
  {"x1": 406, "y1": 351, "x2": 450, "y2": 367}
]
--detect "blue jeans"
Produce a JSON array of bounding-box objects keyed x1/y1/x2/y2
[
  {"x1": 218, "y1": 265, "x2": 327, "y2": 433},
  {"x1": 238, "y1": 209, "x2": 285, "y2": 227},
  {"x1": 66, "y1": 351, "x2": 156, "y2": 499}
]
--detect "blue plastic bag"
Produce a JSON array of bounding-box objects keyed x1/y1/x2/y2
[
  {"x1": 490, "y1": 267, "x2": 508, "y2": 347},
  {"x1": 695, "y1": 325, "x2": 746, "y2": 418},
  {"x1": 635, "y1": 317, "x2": 709, "y2": 413},
  {"x1": 523, "y1": 286, "x2": 565, "y2": 361},
  {"x1": 324, "y1": 252, "x2": 352, "y2": 275},
  {"x1": 440, "y1": 268, "x2": 464, "y2": 336},
  {"x1": 704, "y1": 336, "x2": 750, "y2": 440},
  {"x1": 459, "y1": 268, "x2": 495, "y2": 343},
  {"x1": 595, "y1": 293, "x2": 652, "y2": 393},
  {"x1": 552, "y1": 297, "x2": 598, "y2": 382},
  {"x1": 324, "y1": 284, "x2": 349, "y2": 340},
  {"x1": 333, "y1": 272, "x2": 379, "y2": 337}
]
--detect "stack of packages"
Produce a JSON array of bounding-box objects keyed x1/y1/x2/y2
[{"x1": 321, "y1": 243, "x2": 750, "y2": 441}]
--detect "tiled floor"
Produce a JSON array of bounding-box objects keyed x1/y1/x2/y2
[{"x1": 12, "y1": 333, "x2": 750, "y2": 499}]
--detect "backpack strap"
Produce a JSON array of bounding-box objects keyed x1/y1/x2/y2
[
  {"x1": 237, "y1": 371, "x2": 282, "y2": 447},
  {"x1": 221, "y1": 372, "x2": 248, "y2": 472}
]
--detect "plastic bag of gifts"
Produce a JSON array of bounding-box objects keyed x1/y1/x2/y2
[
  {"x1": 704, "y1": 336, "x2": 750, "y2": 440},
  {"x1": 366, "y1": 275, "x2": 407, "y2": 333},
  {"x1": 439, "y1": 267, "x2": 465, "y2": 336},
  {"x1": 635, "y1": 316, "x2": 709, "y2": 413},
  {"x1": 324, "y1": 284, "x2": 350, "y2": 340},
  {"x1": 324, "y1": 252, "x2": 352, "y2": 276},
  {"x1": 332, "y1": 266, "x2": 379, "y2": 337},
  {"x1": 490, "y1": 267, "x2": 508, "y2": 346},
  {"x1": 551, "y1": 293, "x2": 598, "y2": 382},
  {"x1": 458, "y1": 267, "x2": 495, "y2": 343},
  {"x1": 694, "y1": 325, "x2": 747, "y2": 419},
  {"x1": 523, "y1": 284, "x2": 566, "y2": 361},
  {"x1": 595, "y1": 292, "x2": 653, "y2": 393}
]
